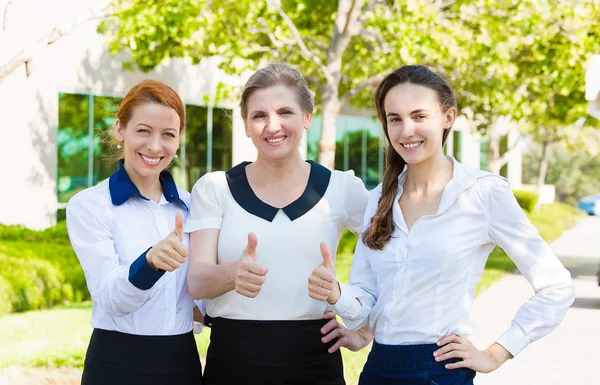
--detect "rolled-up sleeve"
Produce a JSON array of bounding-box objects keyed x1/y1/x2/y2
[
  {"x1": 184, "y1": 173, "x2": 224, "y2": 233},
  {"x1": 487, "y1": 177, "x2": 575, "y2": 356},
  {"x1": 66, "y1": 196, "x2": 158, "y2": 317}
]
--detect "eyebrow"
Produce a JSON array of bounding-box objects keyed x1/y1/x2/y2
[
  {"x1": 136, "y1": 123, "x2": 177, "y2": 131},
  {"x1": 386, "y1": 109, "x2": 430, "y2": 118}
]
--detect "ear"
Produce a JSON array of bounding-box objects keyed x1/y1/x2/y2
[
  {"x1": 303, "y1": 112, "x2": 313, "y2": 131},
  {"x1": 115, "y1": 119, "x2": 125, "y2": 142},
  {"x1": 443, "y1": 107, "x2": 457, "y2": 129},
  {"x1": 244, "y1": 121, "x2": 251, "y2": 138}
]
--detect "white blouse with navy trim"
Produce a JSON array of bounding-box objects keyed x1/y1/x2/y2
[
  {"x1": 185, "y1": 161, "x2": 370, "y2": 321},
  {"x1": 66, "y1": 160, "x2": 203, "y2": 336}
]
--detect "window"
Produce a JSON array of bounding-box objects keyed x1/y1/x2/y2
[{"x1": 307, "y1": 114, "x2": 383, "y2": 190}]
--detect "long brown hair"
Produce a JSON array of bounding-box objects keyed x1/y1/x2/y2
[{"x1": 362, "y1": 65, "x2": 457, "y2": 250}]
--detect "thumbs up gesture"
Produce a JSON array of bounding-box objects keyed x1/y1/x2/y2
[
  {"x1": 234, "y1": 232, "x2": 268, "y2": 298},
  {"x1": 308, "y1": 242, "x2": 340, "y2": 304},
  {"x1": 146, "y1": 211, "x2": 188, "y2": 272}
]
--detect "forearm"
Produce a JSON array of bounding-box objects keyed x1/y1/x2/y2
[
  {"x1": 485, "y1": 342, "x2": 513, "y2": 370},
  {"x1": 188, "y1": 261, "x2": 237, "y2": 299}
]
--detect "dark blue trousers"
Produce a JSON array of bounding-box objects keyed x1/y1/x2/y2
[{"x1": 359, "y1": 342, "x2": 476, "y2": 385}]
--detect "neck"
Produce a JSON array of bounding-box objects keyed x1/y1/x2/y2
[
  {"x1": 124, "y1": 163, "x2": 163, "y2": 202},
  {"x1": 251, "y1": 151, "x2": 307, "y2": 183},
  {"x1": 404, "y1": 152, "x2": 453, "y2": 194}
]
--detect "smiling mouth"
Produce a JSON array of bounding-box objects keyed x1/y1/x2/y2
[
  {"x1": 401, "y1": 141, "x2": 424, "y2": 149},
  {"x1": 265, "y1": 136, "x2": 287, "y2": 143},
  {"x1": 140, "y1": 154, "x2": 163, "y2": 165}
]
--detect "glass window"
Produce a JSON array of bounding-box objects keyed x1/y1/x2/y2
[
  {"x1": 93, "y1": 96, "x2": 122, "y2": 183},
  {"x1": 57, "y1": 93, "x2": 89, "y2": 203}
]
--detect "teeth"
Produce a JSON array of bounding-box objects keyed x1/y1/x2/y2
[
  {"x1": 266, "y1": 136, "x2": 285, "y2": 143},
  {"x1": 141, "y1": 155, "x2": 161, "y2": 164},
  {"x1": 402, "y1": 142, "x2": 422, "y2": 149}
]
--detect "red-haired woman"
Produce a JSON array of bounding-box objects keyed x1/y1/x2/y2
[
  {"x1": 67, "y1": 80, "x2": 204, "y2": 385},
  {"x1": 312, "y1": 65, "x2": 574, "y2": 384}
]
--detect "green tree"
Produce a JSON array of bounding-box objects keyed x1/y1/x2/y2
[{"x1": 99, "y1": 0, "x2": 460, "y2": 169}]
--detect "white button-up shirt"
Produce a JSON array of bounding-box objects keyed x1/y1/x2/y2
[
  {"x1": 67, "y1": 161, "x2": 201, "y2": 336},
  {"x1": 333, "y1": 158, "x2": 574, "y2": 356}
]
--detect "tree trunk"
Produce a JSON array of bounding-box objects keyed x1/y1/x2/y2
[
  {"x1": 317, "y1": 91, "x2": 341, "y2": 169},
  {"x1": 487, "y1": 125, "x2": 505, "y2": 174},
  {"x1": 536, "y1": 139, "x2": 550, "y2": 191}
]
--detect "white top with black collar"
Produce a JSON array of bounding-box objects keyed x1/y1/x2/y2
[{"x1": 185, "y1": 161, "x2": 369, "y2": 321}]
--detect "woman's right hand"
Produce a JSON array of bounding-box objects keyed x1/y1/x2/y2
[
  {"x1": 146, "y1": 212, "x2": 188, "y2": 271},
  {"x1": 234, "y1": 232, "x2": 268, "y2": 298}
]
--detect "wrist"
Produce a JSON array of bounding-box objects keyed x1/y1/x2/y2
[
  {"x1": 326, "y1": 281, "x2": 341, "y2": 305},
  {"x1": 485, "y1": 342, "x2": 512, "y2": 369}
]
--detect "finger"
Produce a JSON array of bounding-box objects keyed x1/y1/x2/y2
[
  {"x1": 322, "y1": 310, "x2": 337, "y2": 321},
  {"x1": 237, "y1": 271, "x2": 266, "y2": 285},
  {"x1": 328, "y1": 338, "x2": 346, "y2": 353},
  {"x1": 174, "y1": 211, "x2": 184, "y2": 241},
  {"x1": 433, "y1": 343, "x2": 463, "y2": 357},
  {"x1": 161, "y1": 256, "x2": 182, "y2": 270},
  {"x1": 320, "y1": 242, "x2": 332, "y2": 269},
  {"x1": 171, "y1": 239, "x2": 189, "y2": 258},
  {"x1": 154, "y1": 261, "x2": 175, "y2": 272},
  {"x1": 435, "y1": 350, "x2": 467, "y2": 363},
  {"x1": 235, "y1": 286, "x2": 262, "y2": 298},
  {"x1": 309, "y1": 290, "x2": 329, "y2": 302},
  {"x1": 162, "y1": 246, "x2": 186, "y2": 264},
  {"x1": 244, "y1": 261, "x2": 268, "y2": 276},
  {"x1": 321, "y1": 328, "x2": 342, "y2": 344},
  {"x1": 308, "y1": 283, "x2": 332, "y2": 298},
  {"x1": 321, "y1": 318, "x2": 339, "y2": 335},
  {"x1": 437, "y1": 334, "x2": 461, "y2": 347},
  {"x1": 445, "y1": 360, "x2": 468, "y2": 370},
  {"x1": 245, "y1": 232, "x2": 258, "y2": 260},
  {"x1": 308, "y1": 273, "x2": 335, "y2": 289}
]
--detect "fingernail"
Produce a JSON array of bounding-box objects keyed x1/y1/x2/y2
[
  {"x1": 445, "y1": 364, "x2": 449, "y2": 369},
  {"x1": 433, "y1": 351, "x2": 438, "y2": 356},
  {"x1": 435, "y1": 357, "x2": 440, "y2": 361},
  {"x1": 436, "y1": 341, "x2": 441, "y2": 346}
]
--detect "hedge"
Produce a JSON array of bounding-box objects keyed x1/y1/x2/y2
[
  {"x1": 0, "y1": 221, "x2": 70, "y2": 245},
  {"x1": 0, "y1": 253, "x2": 71, "y2": 314},
  {"x1": 513, "y1": 189, "x2": 540, "y2": 212},
  {"x1": 0, "y1": 276, "x2": 14, "y2": 316}
]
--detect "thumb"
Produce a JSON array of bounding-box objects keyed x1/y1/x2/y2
[
  {"x1": 320, "y1": 241, "x2": 332, "y2": 270},
  {"x1": 245, "y1": 232, "x2": 258, "y2": 261},
  {"x1": 173, "y1": 211, "x2": 184, "y2": 241}
]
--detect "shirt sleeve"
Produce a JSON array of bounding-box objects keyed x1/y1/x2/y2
[
  {"x1": 184, "y1": 173, "x2": 224, "y2": 233},
  {"x1": 487, "y1": 177, "x2": 575, "y2": 356},
  {"x1": 66, "y1": 195, "x2": 159, "y2": 317},
  {"x1": 332, "y1": 186, "x2": 381, "y2": 330},
  {"x1": 342, "y1": 170, "x2": 370, "y2": 234}
]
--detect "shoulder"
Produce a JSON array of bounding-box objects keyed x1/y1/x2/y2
[
  {"x1": 67, "y1": 179, "x2": 111, "y2": 212},
  {"x1": 191, "y1": 171, "x2": 228, "y2": 192}
]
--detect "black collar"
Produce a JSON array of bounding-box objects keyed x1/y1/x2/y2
[
  {"x1": 108, "y1": 159, "x2": 188, "y2": 210},
  {"x1": 225, "y1": 160, "x2": 331, "y2": 222}
]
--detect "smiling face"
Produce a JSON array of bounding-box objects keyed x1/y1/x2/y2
[
  {"x1": 115, "y1": 102, "x2": 181, "y2": 184},
  {"x1": 384, "y1": 83, "x2": 455, "y2": 166},
  {"x1": 244, "y1": 84, "x2": 312, "y2": 162}
]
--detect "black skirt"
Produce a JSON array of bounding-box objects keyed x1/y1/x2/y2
[
  {"x1": 204, "y1": 317, "x2": 345, "y2": 385},
  {"x1": 81, "y1": 328, "x2": 203, "y2": 385}
]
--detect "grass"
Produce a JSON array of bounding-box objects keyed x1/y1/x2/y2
[{"x1": 0, "y1": 203, "x2": 586, "y2": 385}]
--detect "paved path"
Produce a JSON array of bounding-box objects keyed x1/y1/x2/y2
[{"x1": 469, "y1": 216, "x2": 600, "y2": 385}]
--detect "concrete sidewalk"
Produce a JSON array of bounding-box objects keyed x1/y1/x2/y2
[{"x1": 469, "y1": 217, "x2": 600, "y2": 385}]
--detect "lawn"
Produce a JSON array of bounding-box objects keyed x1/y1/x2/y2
[{"x1": 0, "y1": 202, "x2": 586, "y2": 385}]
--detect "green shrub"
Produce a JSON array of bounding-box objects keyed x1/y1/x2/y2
[
  {"x1": 0, "y1": 221, "x2": 70, "y2": 244},
  {"x1": 0, "y1": 241, "x2": 88, "y2": 303},
  {"x1": 512, "y1": 189, "x2": 539, "y2": 212},
  {"x1": 0, "y1": 253, "x2": 71, "y2": 312},
  {"x1": 0, "y1": 276, "x2": 14, "y2": 316},
  {"x1": 337, "y1": 229, "x2": 359, "y2": 254}
]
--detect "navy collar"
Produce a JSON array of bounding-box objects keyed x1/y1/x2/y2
[
  {"x1": 108, "y1": 159, "x2": 188, "y2": 210},
  {"x1": 226, "y1": 160, "x2": 331, "y2": 222}
]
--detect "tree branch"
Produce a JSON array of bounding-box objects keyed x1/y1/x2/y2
[
  {"x1": 0, "y1": 2, "x2": 112, "y2": 83},
  {"x1": 271, "y1": 3, "x2": 335, "y2": 86},
  {"x1": 339, "y1": 72, "x2": 386, "y2": 106}
]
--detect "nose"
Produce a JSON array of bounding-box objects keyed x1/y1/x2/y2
[
  {"x1": 264, "y1": 113, "x2": 281, "y2": 133},
  {"x1": 146, "y1": 133, "x2": 162, "y2": 152},
  {"x1": 402, "y1": 121, "x2": 416, "y2": 138}
]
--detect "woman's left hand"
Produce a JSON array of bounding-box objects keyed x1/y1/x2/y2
[
  {"x1": 434, "y1": 335, "x2": 513, "y2": 373},
  {"x1": 320, "y1": 310, "x2": 373, "y2": 353}
]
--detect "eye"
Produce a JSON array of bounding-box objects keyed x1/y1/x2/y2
[
  {"x1": 279, "y1": 110, "x2": 293, "y2": 115},
  {"x1": 388, "y1": 117, "x2": 401, "y2": 123},
  {"x1": 137, "y1": 129, "x2": 150, "y2": 134},
  {"x1": 252, "y1": 113, "x2": 265, "y2": 119},
  {"x1": 163, "y1": 132, "x2": 176, "y2": 138}
]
